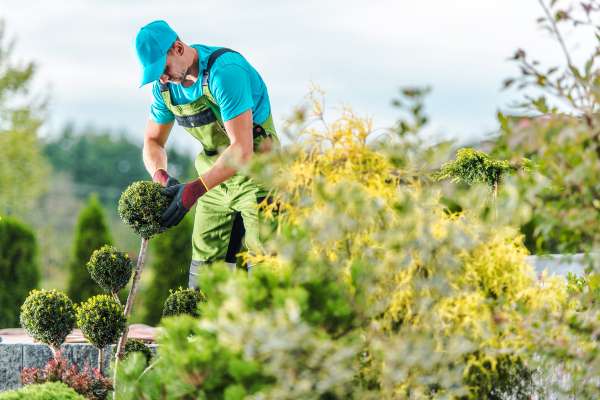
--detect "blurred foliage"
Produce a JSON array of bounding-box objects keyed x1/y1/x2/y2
[
  {"x1": 141, "y1": 214, "x2": 192, "y2": 325},
  {"x1": 491, "y1": 0, "x2": 600, "y2": 253},
  {"x1": 0, "y1": 20, "x2": 49, "y2": 217},
  {"x1": 0, "y1": 217, "x2": 39, "y2": 328},
  {"x1": 43, "y1": 124, "x2": 195, "y2": 206},
  {"x1": 0, "y1": 382, "x2": 85, "y2": 400},
  {"x1": 67, "y1": 195, "x2": 113, "y2": 304},
  {"x1": 114, "y1": 88, "x2": 600, "y2": 398}
]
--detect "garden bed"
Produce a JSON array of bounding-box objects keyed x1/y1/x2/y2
[{"x1": 0, "y1": 324, "x2": 156, "y2": 392}]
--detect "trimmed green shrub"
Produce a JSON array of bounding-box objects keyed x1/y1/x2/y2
[
  {"x1": 0, "y1": 217, "x2": 40, "y2": 328},
  {"x1": 118, "y1": 181, "x2": 169, "y2": 238},
  {"x1": 20, "y1": 289, "x2": 76, "y2": 351},
  {"x1": 433, "y1": 147, "x2": 515, "y2": 190},
  {"x1": 87, "y1": 245, "x2": 132, "y2": 295},
  {"x1": 0, "y1": 382, "x2": 85, "y2": 400},
  {"x1": 142, "y1": 214, "x2": 192, "y2": 325},
  {"x1": 67, "y1": 194, "x2": 113, "y2": 303},
  {"x1": 76, "y1": 295, "x2": 126, "y2": 349},
  {"x1": 162, "y1": 287, "x2": 206, "y2": 318},
  {"x1": 112, "y1": 339, "x2": 153, "y2": 364}
]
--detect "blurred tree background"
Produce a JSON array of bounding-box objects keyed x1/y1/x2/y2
[
  {"x1": 1, "y1": 0, "x2": 599, "y2": 332},
  {"x1": 0, "y1": 19, "x2": 196, "y2": 326}
]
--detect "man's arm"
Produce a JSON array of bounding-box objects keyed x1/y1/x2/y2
[
  {"x1": 159, "y1": 110, "x2": 254, "y2": 227},
  {"x1": 200, "y1": 109, "x2": 254, "y2": 189},
  {"x1": 143, "y1": 119, "x2": 175, "y2": 178}
]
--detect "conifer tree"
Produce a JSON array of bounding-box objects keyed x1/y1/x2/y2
[
  {"x1": 0, "y1": 217, "x2": 40, "y2": 327},
  {"x1": 67, "y1": 194, "x2": 112, "y2": 303}
]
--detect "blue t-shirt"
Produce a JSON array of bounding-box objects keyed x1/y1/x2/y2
[{"x1": 149, "y1": 44, "x2": 271, "y2": 124}]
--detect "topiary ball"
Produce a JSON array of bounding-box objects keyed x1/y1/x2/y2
[
  {"x1": 87, "y1": 245, "x2": 133, "y2": 294},
  {"x1": 112, "y1": 338, "x2": 153, "y2": 364},
  {"x1": 118, "y1": 181, "x2": 170, "y2": 238},
  {"x1": 162, "y1": 287, "x2": 207, "y2": 318},
  {"x1": 76, "y1": 295, "x2": 126, "y2": 349},
  {"x1": 20, "y1": 289, "x2": 76, "y2": 350}
]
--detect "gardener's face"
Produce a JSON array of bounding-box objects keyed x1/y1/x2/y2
[{"x1": 159, "y1": 41, "x2": 189, "y2": 85}]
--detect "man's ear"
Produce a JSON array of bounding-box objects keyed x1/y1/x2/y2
[{"x1": 174, "y1": 40, "x2": 184, "y2": 56}]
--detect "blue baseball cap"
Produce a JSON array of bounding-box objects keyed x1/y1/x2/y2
[{"x1": 135, "y1": 20, "x2": 178, "y2": 87}]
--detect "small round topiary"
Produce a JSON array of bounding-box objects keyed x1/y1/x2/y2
[
  {"x1": 118, "y1": 181, "x2": 170, "y2": 238},
  {"x1": 86, "y1": 245, "x2": 133, "y2": 294},
  {"x1": 162, "y1": 287, "x2": 207, "y2": 318},
  {"x1": 112, "y1": 338, "x2": 153, "y2": 364},
  {"x1": 20, "y1": 289, "x2": 76, "y2": 351},
  {"x1": 76, "y1": 295, "x2": 126, "y2": 349}
]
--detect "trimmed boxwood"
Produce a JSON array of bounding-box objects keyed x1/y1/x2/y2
[
  {"x1": 118, "y1": 181, "x2": 170, "y2": 238},
  {"x1": 20, "y1": 289, "x2": 76, "y2": 350},
  {"x1": 87, "y1": 245, "x2": 132, "y2": 294},
  {"x1": 76, "y1": 295, "x2": 126, "y2": 349},
  {"x1": 162, "y1": 287, "x2": 207, "y2": 318},
  {"x1": 0, "y1": 382, "x2": 85, "y2": 400},
  {"x1": 112, "y1": 338, "x2": 153, "y2": 364}
]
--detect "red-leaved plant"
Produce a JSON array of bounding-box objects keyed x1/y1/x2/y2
[{"x1": 21, "y1": 352, "x2": 112, "y2": 400}]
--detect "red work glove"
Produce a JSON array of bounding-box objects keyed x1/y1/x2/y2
[
  {"x1": 160, "y1": 178, "x2": 208, "y2": 228},
  {"x1": 153, "y1": 168, "x2": 180, "y2": 187}
]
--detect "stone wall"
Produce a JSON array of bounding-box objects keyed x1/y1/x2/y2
[{"x1": 0, "y1": 343, "x2": 113, "y2": 392}]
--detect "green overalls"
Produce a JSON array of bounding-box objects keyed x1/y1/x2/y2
[{"x1": 159, "y1": 48, "x2": 278, "y2": 288}]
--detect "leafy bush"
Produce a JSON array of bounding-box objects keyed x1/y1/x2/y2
[
  {"x1": 112, "y1": 339, "x2": 153, "y2": 364},
  {"x1": 162, "y1": 287, "x2": 206, "y2": 318},
  {"x1": 115, "y1": 99, "x2": 566, "y2": 399},
  {"x1": 461, "y1": 353, "x2": 534, "y2": 400},
  {"x1": 0, "y1": 217, "x2": 39, "y2": 328},
  {"x1": 142, "y1": 214, "x2": 192, "y2": 325},
  {"x1": 67, "y1": 194, "x2": 113, "y2": 303},
  {"x1": 86, "y1": 245, "x2": 132, "y2": 295},
  {"x1": 0, "y1": 382, "x2": 85, "y2": 400},
  {"x1": 21, "y1": 353, "x2": 111, "y2": 400},
  {"x1": 491, "y1": 1, "x2": 600, "y2": 253},
  {"x1": 433, "y1": 148, "x2": 516, "y2": 191},
  {"x1": 20, "y1": 289, "x2": 76, "y2": 351},
  {"x1": 76, "y1": 295, "x2": 125, "y2": 349},
  {"x1": 118, "y1": 181, "x2": 169, "y2": 238}
]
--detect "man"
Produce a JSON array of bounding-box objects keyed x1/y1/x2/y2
[{"x1": 135, "y1": 20, "x2": 278, "y2": 289}]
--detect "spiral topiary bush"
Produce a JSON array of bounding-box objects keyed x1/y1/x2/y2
[
  {"x1": 113, "y1": 339, "x2": 153, "y2": 364},
  {"x1": 118, "y1": 181, "x2": 170, "y2": 238},
  {"x1": 20, "y1": 289, "x2": 76, "y2": 351},
  {"x1": 76, "y1": 295, "x2": 126, "y2": 349},
  {"x1": 162, "y1": 287, "x2": 206, "y2": 318},
  {"x1": 87, "y1": 245, "x2": 132, "y2": 295}
]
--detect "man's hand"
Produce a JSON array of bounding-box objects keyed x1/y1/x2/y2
[
  {"x1": 161, "y1": 178, "x2": 208, "y2": 228},
  {"x1": 153, "y1": 168, "x2": 180, "y2": 187}
]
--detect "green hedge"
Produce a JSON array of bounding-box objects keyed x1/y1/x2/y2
[
  {"x1": 0, "y1": 217, "x2": 40, "y2": 328},
  {"x1": 0, "y1": 382, "x2": 85, "y2": 400}
]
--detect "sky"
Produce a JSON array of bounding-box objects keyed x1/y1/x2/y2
[{"x1": 0, "y1": 0, "x2": 595, "y2": 153}]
